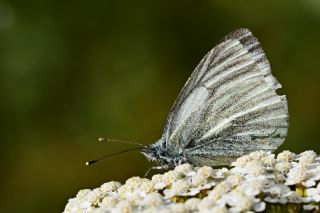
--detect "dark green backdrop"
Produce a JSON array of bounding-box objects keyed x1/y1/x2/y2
[{"x1": 1, "y1": 0, "x2": 320, "y2": 212}]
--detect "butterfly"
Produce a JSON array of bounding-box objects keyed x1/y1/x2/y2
[{"x1": 141, "y1": 28, "x2": 289, "y2": 170}]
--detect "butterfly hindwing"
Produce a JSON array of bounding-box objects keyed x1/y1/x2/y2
[{"x1": 162, "y1": 28, "x2": 288, "y2": 165}]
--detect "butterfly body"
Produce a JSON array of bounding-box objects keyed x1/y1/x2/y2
[{"x1": 141, "y1": 28, "x2": 289, "y2": 169}]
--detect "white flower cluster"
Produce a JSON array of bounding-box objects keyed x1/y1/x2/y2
[{"x1": 64, "y1": 150, "x2": 320, "y2": 213}]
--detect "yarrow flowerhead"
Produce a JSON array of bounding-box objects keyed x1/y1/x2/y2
[{"x1": 64, "y1": 150, "x2": 320, "y2": 213}]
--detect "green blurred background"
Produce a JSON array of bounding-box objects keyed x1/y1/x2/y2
[{"x1": 1, "y1": 0, "x2": 320, "y2": 212}]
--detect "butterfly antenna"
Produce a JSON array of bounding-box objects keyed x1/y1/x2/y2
[
  {"x1": 98, "y1": 137, "x2": 146, "y2": 147},
  {"x1": 85, "y1": 147, "x2": 142, "y2": 166}
]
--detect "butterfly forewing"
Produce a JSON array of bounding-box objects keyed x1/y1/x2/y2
[{"x1": 162, "y1": 28, "x2": 288, "y2": 165}]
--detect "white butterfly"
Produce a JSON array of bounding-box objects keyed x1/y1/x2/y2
[{"x1": 141, "y1": 28, "x2": 288, "y2": 169}]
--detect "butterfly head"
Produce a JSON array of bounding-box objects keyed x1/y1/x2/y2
[
  {"x1": 140, "y1": 145, "x2": 159, "y2": 162},
  {"x1": 140, "y1": 140, "x2": 187, "y2": 169}
]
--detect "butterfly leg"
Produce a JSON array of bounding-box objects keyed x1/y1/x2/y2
[{"x1": 144, "y1": 166, "x2": 164, "y2": 177}]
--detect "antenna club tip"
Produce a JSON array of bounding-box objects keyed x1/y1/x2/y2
[
  {"x1": 98, "y1": 137, "x2": 106, "y2": 142},
  {"x1": 86, "y1": 160, "x2": 98, "y2": 166}
]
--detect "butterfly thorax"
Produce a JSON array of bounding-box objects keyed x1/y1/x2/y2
[{"x1": 141, "y1": 142, "x2": 187, "y2": 169}]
